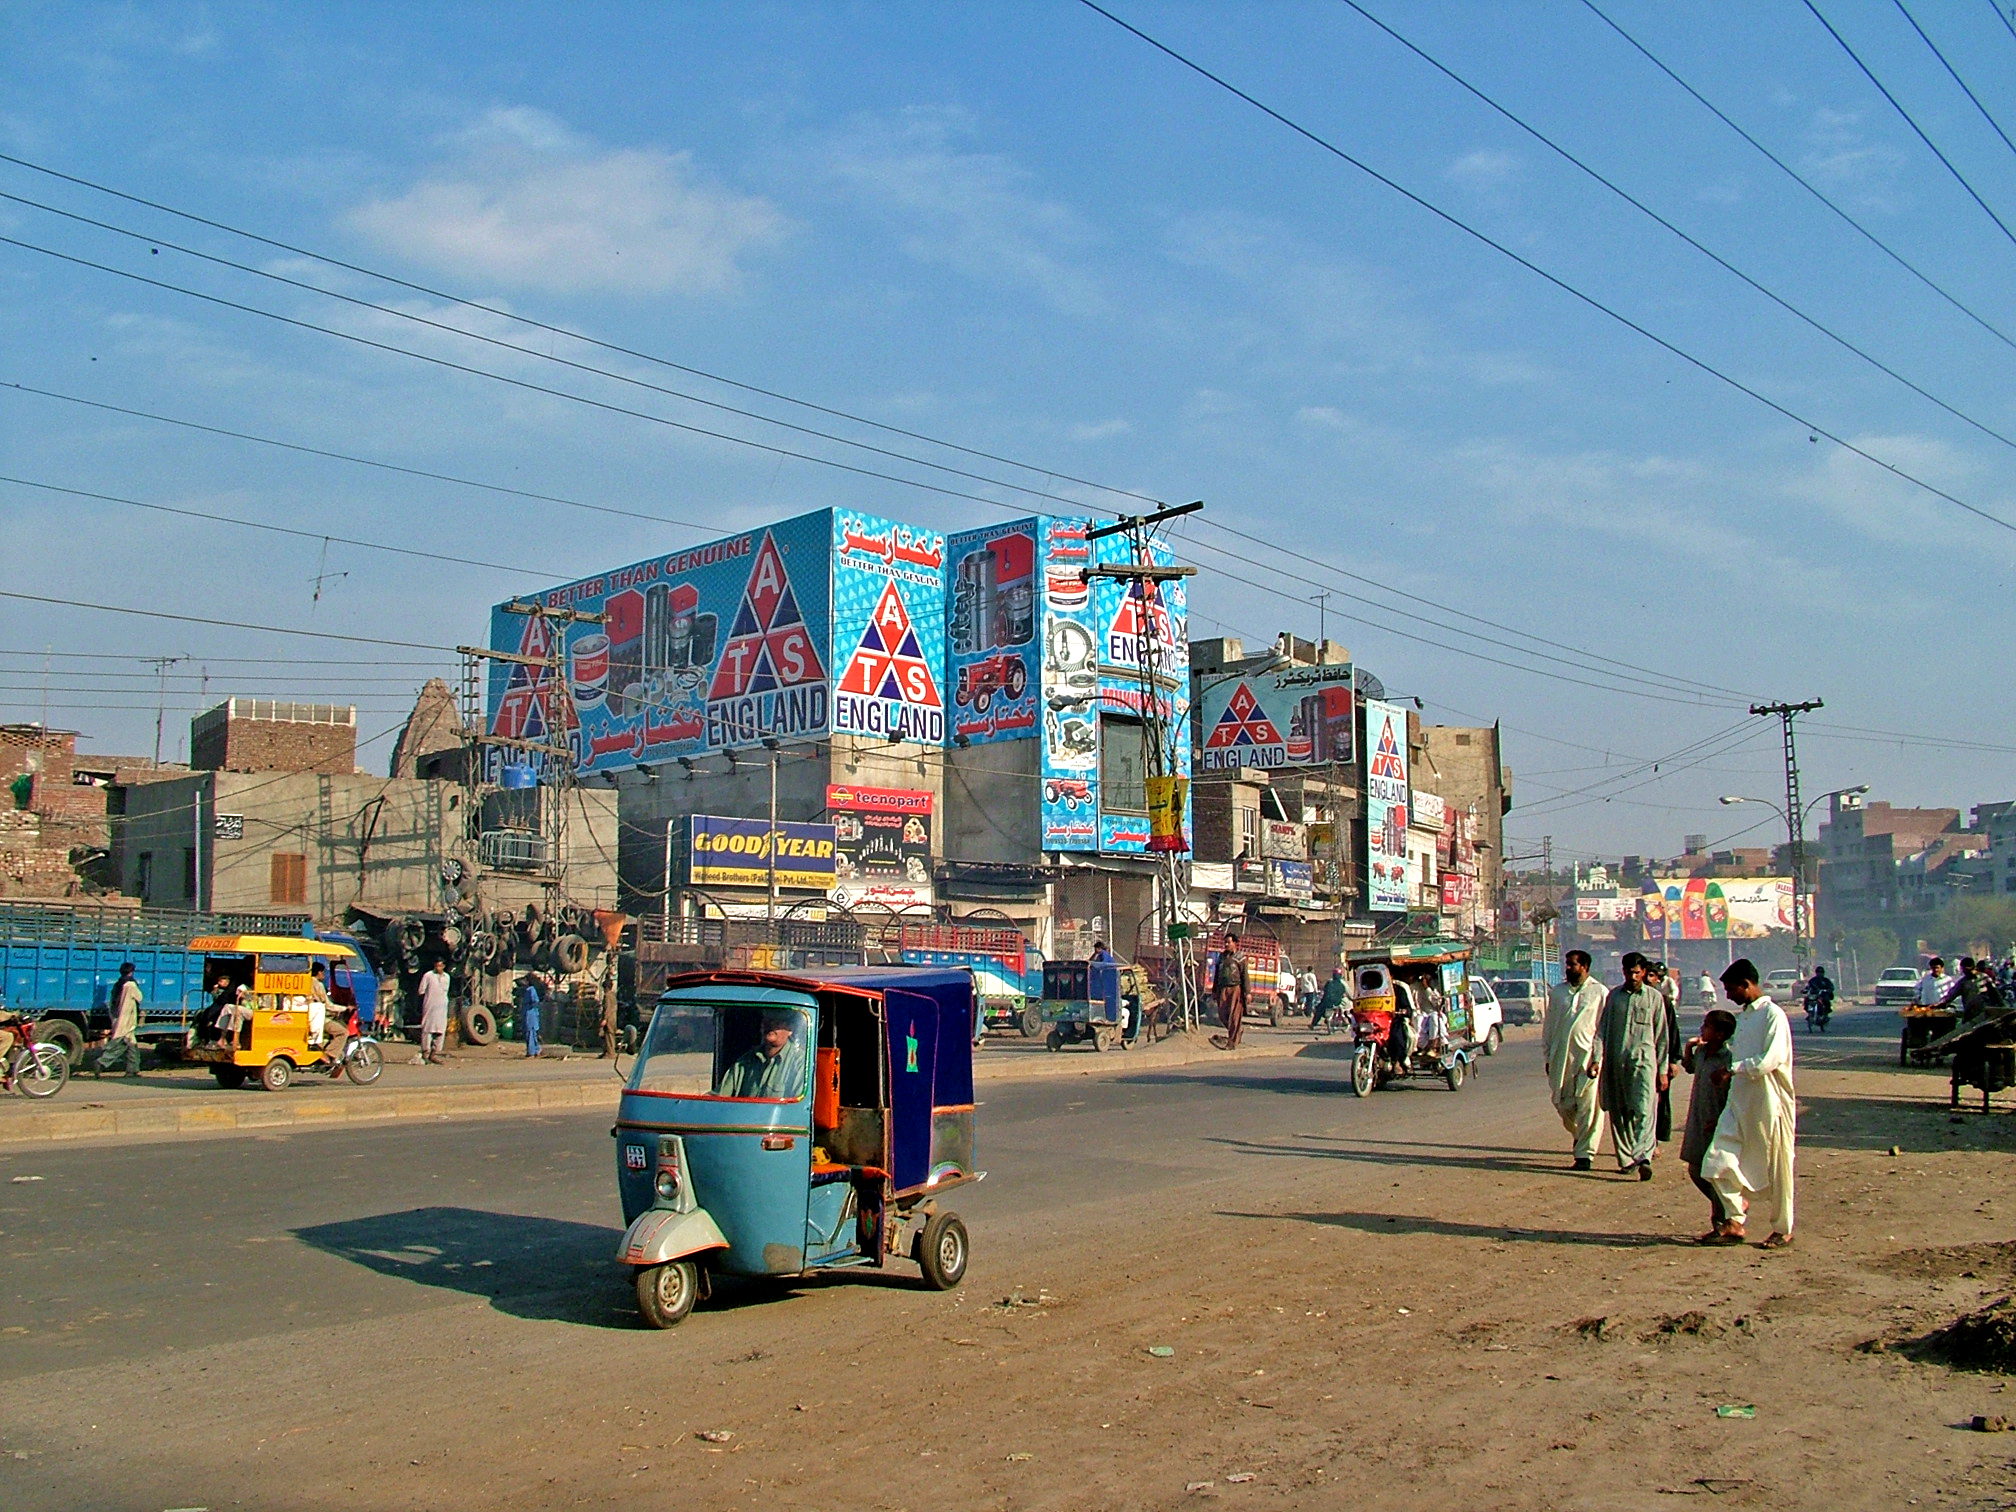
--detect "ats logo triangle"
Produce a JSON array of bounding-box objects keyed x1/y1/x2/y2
[
  {"x1": 708, "y1": 532, "x2": 826, "y2": 699},
  {"x1": 1369, "y1": 710, "x2": 1406, "y2": 781},
  {"x1": 1203, "y1": 683, "x2": 1282, "y2": 750},
  {"x1": 839, "y1": 581, "x2": 942, "y2": 709}
]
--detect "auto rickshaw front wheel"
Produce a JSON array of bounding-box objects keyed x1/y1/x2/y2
[
  {"x1": 916, "y1": 1211, "x2": 969, "y2": 1290},
  {"x1": 635, "y1": 1259, "x2": 700, "y2": 1329}
]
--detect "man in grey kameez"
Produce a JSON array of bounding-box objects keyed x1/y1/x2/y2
[{"x1": 1587, "y1": 952, "x2": 1672, "y2": 1180}]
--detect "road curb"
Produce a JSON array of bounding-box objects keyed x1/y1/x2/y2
[{"x1": 0, "y1": 1033, "x2": 1313, "y2": 1147}]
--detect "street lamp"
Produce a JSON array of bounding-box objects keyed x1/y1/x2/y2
[{"x1": 1719, "y1": 785, "x2": 1869, "y2": 967}]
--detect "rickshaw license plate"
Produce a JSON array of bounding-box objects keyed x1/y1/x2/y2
[{"x1": 623, "y1": 1144, "x2": 649, "y2": 1170}]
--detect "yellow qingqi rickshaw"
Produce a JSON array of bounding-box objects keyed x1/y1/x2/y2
[{"x1": 181, "y1": 936, "x2": 384, "y2": 1091}]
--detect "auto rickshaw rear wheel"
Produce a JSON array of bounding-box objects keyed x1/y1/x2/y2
[
  {"x1": 212, "y1": 1064, "x2": 248, "y2": 1090},
  {"x1": 261, "y1": 1057, "x2": 293, "y2": 1093},
  {"x1": 916, "y1": 1211, "x2": 969, "y2": 1290},
  {"x1": 635, "y1": 1259, "x2": 700, "y2": 1329}
]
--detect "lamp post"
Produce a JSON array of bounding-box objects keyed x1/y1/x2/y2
[{"x1": 1720, "y1": 784, "x2": 1869, "y2": 969}]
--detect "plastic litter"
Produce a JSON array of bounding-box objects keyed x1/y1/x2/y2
[
  {"x1": 1714, "y1": 1405, "x2": 1756, "y2": 1420},
  {"x1": 695, "y1": 1430, "x2": 734, "y2": 1444},
  {"x1": 1226, "y1": 1472, "x2": 1257, "y2": 1483},
  {"x1": 1147, "y1": 1345, "x2": 1175, "y2": 1358}
]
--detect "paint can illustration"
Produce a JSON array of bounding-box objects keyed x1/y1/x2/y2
[{"x1": 569, "y1": 632, "x2": 610, "y2": 711}]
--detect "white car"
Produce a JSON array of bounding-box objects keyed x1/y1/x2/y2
[
  {"x1": 1765, "y1": 968, "x2": 1802, "y2": 998},
  {"x1": 1466, "y1": 976, "x2": 1504, "y2": 1056},
  {"x1": 1873, "y1": 967, "x2": 1922, "y2": 1008},
  {"x1": 1491, "y1": 978, "x2": 1546, "y2": 1027}
]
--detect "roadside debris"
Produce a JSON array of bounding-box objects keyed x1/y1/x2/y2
[{"x1": 1713, "y1": 1404, "x2": 1756, "y2": 1420}]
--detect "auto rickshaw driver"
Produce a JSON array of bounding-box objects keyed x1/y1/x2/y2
[{"x1": 714, "y1": 1008, "x2": 807, "y2": 1098}]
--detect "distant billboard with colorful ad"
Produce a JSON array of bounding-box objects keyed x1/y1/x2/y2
[
  {"x1": 1196, "y1": 662, "x2": 1355, "y2": 773},
  {"x1": 1638, "y1": 877, "x2": 1801, "y2": 939},
  {"x1": 826, "y1": 784, "x2": 934, "y2": 909},
  {"x1": 1363, "y1": 697, "x2": 1411, "y2": 913}
]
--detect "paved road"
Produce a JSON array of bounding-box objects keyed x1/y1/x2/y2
[{"x1": 0, "y1": 1033, "x2": 1541, "y2": 1385}]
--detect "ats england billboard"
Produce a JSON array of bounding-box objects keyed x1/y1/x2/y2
[
  {"x1": 1197, "y1": 662, "x2": 1354, "y2": 772},
  {"x1": 1363, "y1": 697, "x2": 1411, "y2": 913}
]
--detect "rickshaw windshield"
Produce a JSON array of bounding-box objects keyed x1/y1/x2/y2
[{"x1": 628, "y1": 997, "x2": 812, "y2": 1100}]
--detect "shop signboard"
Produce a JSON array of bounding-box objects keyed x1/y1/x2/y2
[
  {"x1": 1197, "y1": 662, "x2": 1355, "y2": 772},
  {"x1": 1363, "y1": 698, "x2": 1411, "y2": 913},
  {"x1": 1091, "y1": 528, "x2": 1191, "y2": 857},
  {"x1": 1039, "y1": 517, "x2": 1099, "y2": 849},
  {"x1": 830, "y1": 509, "x2": 947, "y2": 746},
  {"x1": 946, "y1": 521, "x2": 1039, "y2": 746},
  {"x1": 686, "y1": 814, "x2": 838, "y2": 891},
  {"x1": 1638, "y1": 876, "x2": 1800, "y2": 939},
  {"x1": 1270, "y1": 858, "x2": 1314, "y2": 902},
  {"x1": 1575, "y1": 894, "x2": 1639, "y2": 923},
  {"x1": 826, "y1": 784, "x2": 934, "y2": 908}
]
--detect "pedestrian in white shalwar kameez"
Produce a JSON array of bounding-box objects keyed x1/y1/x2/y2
[
  {"x1": 1543, "y1": 950, "x2": 1608, "y2": 1170},
  {"x1": 1700, "y1": 958, "x2": 1796, "y2": 1248}
]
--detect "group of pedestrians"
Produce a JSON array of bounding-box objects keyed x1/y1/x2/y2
[
  {"x1": 1543, "y1": 948, "x2": 1796, "y2": 1249},
  {"x1": 1916, "y1": 955, "x2": 2010, "y2": 1020}
]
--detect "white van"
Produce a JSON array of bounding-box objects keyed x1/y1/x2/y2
[{"x1": 1466, "y1": 976, "x2": 1504, "y2": 1056}]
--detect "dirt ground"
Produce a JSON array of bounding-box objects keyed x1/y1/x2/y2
[{"x1": 7, "y1": 1026, "x2": 2015, "y2": 1511}]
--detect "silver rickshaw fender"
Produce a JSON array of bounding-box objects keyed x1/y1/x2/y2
[{"x1": 618, "y1": 1208, "x2": 730, "y2": 1267}]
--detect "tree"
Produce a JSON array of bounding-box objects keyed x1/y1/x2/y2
[
  {"x1": 1926, "y1": 896, "x2": 2016, "y2": 960},
  {"x1": 1843, "y1": 926, "x2": 1901, "y2": 974}
]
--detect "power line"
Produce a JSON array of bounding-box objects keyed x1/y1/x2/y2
[
  {"x1": 1335, "y1": 0, "x2": 2016, "y2": 457},
  {"x1": 1803, "y1": 0, "x2": 2016, "y2": 252},
  {"x1": 1076, "y1": 0, "x2": 2016, "y2": 538},
  {"x1": 1581, "y1": 1, "x2": 2016, "y2": 360},
  {"x1": 1891, "y1": 0, "x2": 2016, "y2": 169},
  {"x1": 0, "y1": 588, "x2": 456, "y2": 652},
  {"x1": 0, "y1": 649, "x2": 448, "y2": 667}
]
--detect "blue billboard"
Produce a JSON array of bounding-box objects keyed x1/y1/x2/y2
[
  {"x1": 829, "y1": 509, "x2": 948, "y2": 746},
  {"x1": 947, "y1": 520, "x2": 1040, "y2": 746}
]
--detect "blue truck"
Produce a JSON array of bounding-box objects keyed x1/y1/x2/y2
[{"x1": 0, "y1": 901, "x2": 376, "y2": 1064}]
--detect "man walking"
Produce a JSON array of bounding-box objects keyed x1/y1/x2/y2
[
  {"x1": 1544, "y1": 950, "x2": 1608, "y2": 1170},
  {"x1": 1587, "y1": 952, "x2": 1672, "y2": 1180},
  {"x1": 1314, "y1": 966, "x2": 1349, "y2": 1032},
  {"x1": 1212, "y1": 936, "x2": 1250, "y2": 1051},
  {"x1": 92, "y1": 962, "x2": 144, "y2": 1078},
  {"x1": 1915, "y1": 957, "x2": 1956, "y2": 1010},
  {"x1": 1701, "y1": 958, "x2": 1797, "y2": 1248},
  {"x1": 518, "y1": 972, "x2": 544, "y2": 1059},
  {"x1": 417, "y1": 958, "x2": 451, "y2": 1064}
]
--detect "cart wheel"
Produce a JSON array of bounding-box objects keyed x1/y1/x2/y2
[
  {"x1": 635, "y1": 1260, "x2": 700, "y2": 1329},
  {"x1": 1899, "y1": 1031, "x2": 1911, "y2": 1068},
  {"x1": 1445, "y1": 1058, "x2": 1467, "y2": 1092},
  {"x1": 1351, "y1": 1044, "x2": 1378, "y2": 1098},
  {"x1": 213, "y1": 1064, "x2": 248, "y2": 1089},
  {"x1": 1020, "y1": 1004, "x2": 1042, "y2": 1038},
  {"x1": 916, "y1": 1211, "x2": 969, "y2": 1290},
  {"x1": 1045, "y1": 1029, "x2": 1062, "y2": 1052},
  {"x1": 260, "y1": 1057, "x2": 293, "y2": 1093},
  {"x1": 345, "y1": 1040, "x2": 384, "y2": 1085}
]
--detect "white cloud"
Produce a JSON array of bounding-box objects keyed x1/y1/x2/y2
[
  {"x1": 1070, "y1": 418, "x2": 1130, "y2": 442},
  {"x1": 1791, "y1": 430, "x2": 2016, "y2": 560},
  {"x1": 1445, "y1": 149, "x2": 1520, "y2": 187},
  {"x1": 348, "y1": 107, "x2": 784, "y2": 296},
  {"x1": 1798, "y1": 107, "x2": 1907, "y2": 210},
  {"x1": 828, "y1": 107, "x2": 1104, "y2": 315}
]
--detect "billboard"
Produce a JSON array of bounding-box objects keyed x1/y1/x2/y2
[
  {"x1": 827, "y1": 784, "x2": 934, "y2": 909},
  {"x1": 686, "y1": 814, "x2": 838, "y2": 891},
  {"x1": 830, "y1": 510, "x2": 947, "y2": 745},
  {"x1": 1363, "y1": 698, "x2": 1411, "y2": 913},
  {"x1": 488, "y1": 510, "x2": 832, "y2": 778},
  {"x1": 947, "y1": 522, "x2": 1039, "y2": 745},
  {"x1": 1638, "y1": 877, "x2": 1800, "y2": 939},
  {"x1": 1091, "y1": 526, "x2": 1191, "y2": 856},
  {"x1": 1196, "y1": 662, "x2": 1355, "y2": 773},
  {"x1": 1039, "y1": 517, "x2": 1098, "y2": 849}
]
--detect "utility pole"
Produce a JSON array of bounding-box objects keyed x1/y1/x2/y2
[
  {"x1": 1751, "y1": 699, "x2": 1823, "y2": 973},
  {"x1": 1086, "y1": 501, "x2": 1202, "y2": 1028}
]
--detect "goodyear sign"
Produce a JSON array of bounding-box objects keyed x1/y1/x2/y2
[{"x1": 687, "y1": 814, "x2": 838, "y2": 891}]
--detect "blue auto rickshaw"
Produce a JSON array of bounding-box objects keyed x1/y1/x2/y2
[{"x1": 613, "y1": 966, "x2": 980, "y2": 1328}]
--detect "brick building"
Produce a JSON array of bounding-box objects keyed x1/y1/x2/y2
[
  {"x1": 1, "y1": 722, "x2": 178, "y2": 898},
  {"x1": 191, "y1": 699, "x2": 358, "y2": 775}
]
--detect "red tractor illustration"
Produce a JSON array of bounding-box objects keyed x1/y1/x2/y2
[
  {"x1": 956, "y1": 652, "x2": 1029, "y2": 713},
  {"x1": 1044, "y1": 777, "x2": 1093, "y2": 810}
]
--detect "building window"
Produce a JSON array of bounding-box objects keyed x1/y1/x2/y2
[
  {"x1": 270, "y1": 852, "x2": 307, "y2": 907},
  {"x1": 1237, "y1": 803, "x2": 1262, "y2": 860},
  {"x1": 135, "y1": 851, "x2": 153, "y2": 898},
  {"x1": 1099, "y1": 715, "x2": 1147, "y2": 813}
]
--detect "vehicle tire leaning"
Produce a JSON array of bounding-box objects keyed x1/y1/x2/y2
[
  {"x1": 1351, "y1": 1044, "x2": 1378, "y2": 1098},
  {"x1": 552, "y1": 934, "x2": 590, "y2": 975},
  {"x1": 916, "y1": 1210, "x2": 969, "y2": 1290},
  {"x1": 213, "y1": 1064, "x2": 248, "y2": 1090},
  {"x1": 260, "y1": 1057, "x2": 293, "y2": 1093},
  {"x1": 461, "y1": 1005, "x2": 498, "y2": 1047},
  {"x1": 1482, "y1": 1025, "x2": 1503, "y2": 1057},
  {"x1": 345, "y1": 1040, "x2": 384, "y2": 1085},
  {"x1": 34, "y1": 1019, "x2": 84, "y2": 1068},
  {"x1": 635, "y1": 1259, "x2": 700, "y2": 1329}
]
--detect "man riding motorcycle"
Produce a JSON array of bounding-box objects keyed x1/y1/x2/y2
[{"x1": 1802, "y1": 966, "x2": 1836, "y2": 1032}]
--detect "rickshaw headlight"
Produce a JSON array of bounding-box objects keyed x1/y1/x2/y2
[{"x1": 654, "y1": 1168, "x2": 680, "y2": 1202}]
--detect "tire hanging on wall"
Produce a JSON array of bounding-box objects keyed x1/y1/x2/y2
[{"x1": 551, "y1": 934, "x2": 590, "y2": 975}]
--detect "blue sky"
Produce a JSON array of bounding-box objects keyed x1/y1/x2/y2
[{"x1": 2, "y1": 1, "x2": 2012, "y2": 862}]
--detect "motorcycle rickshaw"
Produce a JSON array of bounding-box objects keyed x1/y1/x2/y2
[
  {"x1": 1347, "y1": 941, "x2": 1476, "y2": 1097},
  {"x1": 180, "y1": 935, "x2": 385, "y2": 1091},
  {"x1": 614, "y1": 966, "x2": 979, "y2": 1329}
]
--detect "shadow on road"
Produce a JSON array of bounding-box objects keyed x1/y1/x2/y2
[
  {"x1": 1119, "y1": 1071, "x2": 1352, "y2": 1098},
  {"x1": 294, "y1": 1206, "x2": 631, "y2": 1328},
  {"x1": 1206, "y1": 1133, "x2": 1568, "y2": 1176},
  {"x1": 1219, "y1": 1208, "x2": 1681, "y2": 1248}
]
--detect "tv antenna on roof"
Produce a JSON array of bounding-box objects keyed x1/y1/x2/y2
[{"x1": 311, "y1": 538, "x2": 349, "y2": 610}]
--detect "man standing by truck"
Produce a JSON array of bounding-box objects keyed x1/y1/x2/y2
[
  {"x1": 92, "y1": 962, "x2": 143, "y2": 1079},
  {"x1": 1212, "y1": 937, "x2": 1250, "y2": 1051}
]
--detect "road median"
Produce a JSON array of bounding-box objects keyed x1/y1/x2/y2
[{"x1": 0, "y1": 1029, "x2": 1308, "y2": 1146}]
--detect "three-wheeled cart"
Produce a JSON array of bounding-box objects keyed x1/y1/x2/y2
[{"x1": 1037, "y1": 959, "x2": 1152, "y2": 1051}]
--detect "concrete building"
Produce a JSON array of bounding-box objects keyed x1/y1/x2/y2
[
  {"x1": 1816, "y1": 796, "x2": 1961, "y2": 935},
  {"x1": 1420, "y1": 722, "x2": 1512, "y2": 938}
]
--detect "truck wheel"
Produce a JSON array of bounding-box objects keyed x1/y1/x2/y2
[
  {"x1": 916, "y1": 1211, "x2": 969, "y2": 1290},
  {"x1": 635, "y1": 1260, "x2": 700, "y2": 1329},
  {"x1": 461, "y1": 1005, "x2": 498, "y2": 1046},
  {"x1": 1019, "y1": 1004, "x2": 1042, "y2": 1038},
  {"x1": 1268, "y1": 998, "x2": 1282, "y2": 1028},
  {"x1": 261, "y1": 1057, "x2": 293, "y2": 1093},
  {"x1": 35, "y1": 1019, "x2": 84, "y2": 1068},
  {"x1": 213, "y1": 1065, "x2": 248, "y2": 1089},
  {"x1": 1481, "y1": 1025, "x2": 1502, "y2": 1057}
]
